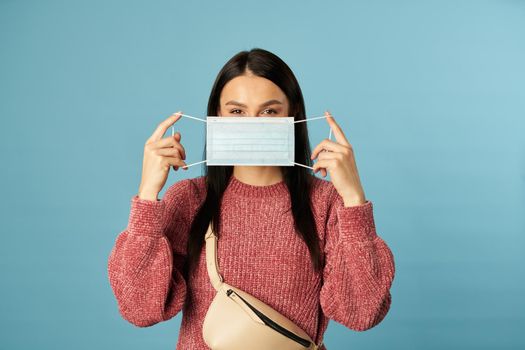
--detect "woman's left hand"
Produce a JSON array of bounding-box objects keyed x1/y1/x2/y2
[{"x1": 311, "y1": 111, "x2": 367, "y2": 207}]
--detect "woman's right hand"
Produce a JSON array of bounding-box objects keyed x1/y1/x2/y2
[{"x1": 138, "y1": 111, "x2": 188, "y2": 201}]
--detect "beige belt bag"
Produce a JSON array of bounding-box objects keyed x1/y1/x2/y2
[{"x1": 202, "y1": 222, "x2": 324, "y2": 350}]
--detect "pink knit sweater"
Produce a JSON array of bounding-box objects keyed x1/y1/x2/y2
[{"x1": 107, "y1": 174, "x2": 395, "y2": 349}]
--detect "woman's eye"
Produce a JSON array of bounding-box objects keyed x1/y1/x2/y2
[
  {"x1": 262, "y1": 108, "x2": 278, "y2": 115},
  {"x1": 229, "y1": 109, "x2": 242, "y2": 114}
]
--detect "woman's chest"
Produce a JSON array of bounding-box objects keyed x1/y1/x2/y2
[{"x1": 189, "y1": 211, "x2": 323, "y2": 301}]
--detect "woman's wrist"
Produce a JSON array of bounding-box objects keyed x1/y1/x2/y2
[
  {"x1": 138, "y1": 189, "x2": 159, "y2": 201},
  {"x1": 342, "y1": 194, "x2": 367, "y2": 207}
]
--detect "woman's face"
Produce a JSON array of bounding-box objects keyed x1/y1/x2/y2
[{"x1": 218, "y1": 72, "x2": 290, "y2": 117}]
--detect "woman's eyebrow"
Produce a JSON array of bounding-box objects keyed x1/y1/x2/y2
[{"x1": 225, "y1": 99, "x2": 283, "y2": 108}]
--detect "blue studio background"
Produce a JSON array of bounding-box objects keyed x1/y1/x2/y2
[{"x1": 1, "y1": 0, "x2": 524, "y2": 349}]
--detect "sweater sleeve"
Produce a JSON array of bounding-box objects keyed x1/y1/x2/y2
[
  {"x1": 107, "y1": 178, "x2": 192, "y2": 327},
  {"x1": 319, "y1": 186, "x2": 395, "y2": 331}
]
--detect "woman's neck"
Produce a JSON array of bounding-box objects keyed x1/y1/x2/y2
[{"x1": 232, "y1": 166, "x2": 283, "y2": 186}]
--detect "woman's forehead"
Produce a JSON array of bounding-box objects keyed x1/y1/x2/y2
[{"x1": 220, "y1": 75, "x2": 287, "y2": 106}]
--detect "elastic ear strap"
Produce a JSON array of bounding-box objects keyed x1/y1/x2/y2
[
  {"x1": 169, "y1": 114, "x2": 208, "y2": 168},
  {"x1": 294, "y1": 115, "x2": 333, "y2": 170},
  {"x1": 204, "y1": 222, "x2": 224, "y2": 291}
]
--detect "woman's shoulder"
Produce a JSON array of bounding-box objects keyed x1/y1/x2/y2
[
  {"x1": 187, "y1": 174, "x2": 207, "y2": 189},
  {"x1": 309, "y1": 174, "x2": 337, "y2": 199},
  {"x1": 164, "y1": 175, "x2": 207, "y2": 202},
  {"x1": 308, "y1": 174, "x2": 339, "y2": 217}
]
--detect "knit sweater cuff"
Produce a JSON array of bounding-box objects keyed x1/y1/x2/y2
[
  {"x1": 127, "y1": 194, "x2": 166, "y2": 236},
  {"x1": 336, "y1": 200, "x2": 377, "y2": 242}
]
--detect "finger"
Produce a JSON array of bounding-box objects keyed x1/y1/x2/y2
[
  {"x1": 154, "y1": 147, "x2": 184, "y2": 159},
  {"x1": 325, "y1": 111, "x2": 350, "y2": 146},
  {"x1": 317, "y1": 151, "x2": 341, "y2": 161},
  {"x1": 174, "y1": 132, "x2": 186, "y2": 159},
  {"x1": 312, "y1": 159, "x2": 336, "y2": 173},
  {"x1": 150, "y1": 134, "x2": 186, "y2": 160},
  {"x1": 152, "y1": 140, "x2": 186, "y2": 160},
  {"x1": 173, "y1": 163, "x2": 189, "y2": 170},
  {"x1": 162, "y1": 156, "x2": 187, "y2": 168},
  {"x1": 174, "y1": 136, "x2": 186, "y2": 160},
  {"x1": 311, "y1": 139, "x2": 349, "y2": 161},
  {"x1": 151, "y1": 132, "x2": 180, "y2": 148},
  {"x1": 148, "y1": 111, "x2": 183, "y2": 143}
]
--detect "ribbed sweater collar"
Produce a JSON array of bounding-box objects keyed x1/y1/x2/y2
[{"x1": 225, "y1": 174, "x2": 289, "y2": 199}]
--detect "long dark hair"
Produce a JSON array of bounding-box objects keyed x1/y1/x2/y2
[{"x1": 184, "y1": 48, "x2": 322, "y2": 278}]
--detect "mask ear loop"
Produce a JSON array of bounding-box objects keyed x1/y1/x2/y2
[
  {"x1": 170, "y1": 114, "x2": 208, "y2": 168},
  {"x1": 293, "y1": 115, "x2": 333, "y2": 170},
  {"x1": 169, "y1": 113, "x2": 332, "y2": 169}
]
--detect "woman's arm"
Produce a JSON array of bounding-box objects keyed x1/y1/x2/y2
[
  {"x1": 107, "y1": 179, "x2": 191, "y2": 327},
  {"x1": 319, "y1": 185, "x2": 396, "y2": 331}
]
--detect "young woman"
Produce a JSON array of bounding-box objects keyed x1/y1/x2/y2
[{"x1": 107, "y1": 48, "x2": 395, "y2": 349}]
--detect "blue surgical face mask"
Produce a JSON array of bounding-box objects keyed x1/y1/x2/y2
[{"x1": 171, "y1": 114, "x2": 332, "y2": 170}]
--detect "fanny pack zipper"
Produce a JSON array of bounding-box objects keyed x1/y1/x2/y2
[{"x1": 227, "y1": 289, "x2": 312, "y2": 348}]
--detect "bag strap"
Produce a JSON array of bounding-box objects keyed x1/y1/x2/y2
[{"x1": 204, "y1": 221, "x2": 224, "y2": 291}]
